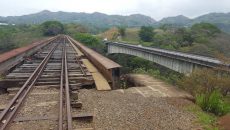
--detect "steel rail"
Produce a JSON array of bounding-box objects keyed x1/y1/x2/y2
[
  {"x1": 58, "y1": 43, "x2": 65, "y2": 130},
  {"x1": 64, "y1": 40, "x2": 73, "y2": 130},
  {"x1": 0, "y1": 43, "x2": 58, "y2": 130},
  {"x1": 66, "y1": 36, "x2": 86, "y2": 76}
]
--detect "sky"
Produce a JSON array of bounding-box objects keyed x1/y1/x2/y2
[{"x1": 0, "y1": 0, "x2": 230, "y2": 20}]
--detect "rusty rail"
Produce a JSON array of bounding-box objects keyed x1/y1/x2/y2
[
  {"x1": 64, "y1": 42, "x2": 73, "y2": 130},
  {"x1": 0, "y1": 35, "x2": 94, "y2": 129},
  {"x1": 58, "y1": 44, "x2": 65, "y2": 130},
  {"x1": 66, "y1": 36, "x2": 121, "y2": 89},
  {"x1": 0, "y1": 43, "x2": 58, "y2": 130},
  {"x1": 0, "y1": 36, "x2": 58, "y2": 75},
  {"x1": 66, "y1": 36, "x2": 86, "y2": 77}
]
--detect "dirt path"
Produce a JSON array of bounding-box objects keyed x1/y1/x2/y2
[{"x1": 124, "y1": 74, "x2": 193, "y2": 99}]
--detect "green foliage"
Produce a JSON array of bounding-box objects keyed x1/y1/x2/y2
[
  {"x1": 186, "y1": 105, "x2": 218, "y2": 130},
  {"x1": 151, "y1": 27, "x2": 194, "y2": 50},
  {"x1": 191, "y1": 23, "x2": 221, "y2": 43},
  {"x1": 74, "y1": 33, "x2": 100, "y2": 46},
  {"x1": 108, "y1": 54, "x2": 182, "y2": 85},
  {"x1": 0, "y1": 27, "x2": 15, "y2": 52},
  {"x1": 121, "y1": 28, "x2": 140, "y2": 42},
  {"x1": 0, "y1": 25, "x2": 44, "y2": 53},
  {"x1": 0, "y1": 11, "x2": 156, "y2": 30},
  {"x1": 139, "y1": 26, "x2": 155, "y2": 42},
  {"x1": 172, "y1": 28, "x2": 192, "y2": 47},
  {"x1": 191, "y1": 23, "x2": 221, "y2": 36},
  {"x1": 41, "y1": 21, "x2": 64, "y2": 36},
  {"x1": 118, "y1": 27, "x2": 126, "y2": 37},
  {"x1": 178, "y1": 68, "x2": 230, "y2": 96},
  {"x1": 196, "y1": 90, "x2": 230, "y2": 116},
  {"x1": 119, "y1": 22, "x2": 228, "y2": 57},
  {"x1": 179, "y1": 68, "x2": 230, "y2": 116},
  {"x1": 64, "y1": 23, "x2": 89, "y2": 35}
]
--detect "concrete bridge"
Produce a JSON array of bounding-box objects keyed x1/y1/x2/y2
[{"x1": 106, "y1": 42, "x2": 229, "y2": 74}]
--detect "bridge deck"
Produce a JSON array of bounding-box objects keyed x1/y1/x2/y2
[
  {"x1": 107, "y1": 41, "x2": 229, "y2": 73},
  {"x1": 109, "y1": 42, "x2": 222, "y2": 64}
]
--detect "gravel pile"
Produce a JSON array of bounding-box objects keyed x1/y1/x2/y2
[{"x1": 78, "y1": 88, "x2": 198, "y2": 130}]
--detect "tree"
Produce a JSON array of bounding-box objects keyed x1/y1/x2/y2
[
  {"x1": 0, "y1": 28, "x2": 15, "y2": 53},
  {"x1": 139, "y1": 26, "x2": 154, "y2": 42},
  {"x1": 41, "y1": 21, "x2": 64, "y2": 36},
  {"x1": 118, "y1": 27, "x2": 126, "y2": 37},
  {"x1": 74, "y1": 33, "x2": 100, "y2": 46},
  {"x1": 191, "y1": 23, "x2": 221, "y2": 37}
]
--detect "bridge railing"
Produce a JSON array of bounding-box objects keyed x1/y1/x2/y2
[{"x1": 106, "y1": 41, "x2": 230, "y2": 69}]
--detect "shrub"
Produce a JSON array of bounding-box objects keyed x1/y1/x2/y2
[
  {"x1": 196, "y1": 90, "x2": 230, "y2": 116},
  {"x1": 191, "y1": 23, "x2": 221, "y2": 37},
  {"x1": 118, "y1": 27, "x2": 126, "y2": 37},
  {"x1": 74, "y1": 33, "x2": 100, "y2": 46},
  {"x1": 73, "y1": 32, "x2": 106, "y2": 53},
  {"x1": 41, "y1": 21, "x2": 64, "y2": 36},
  {"x1": 179, "y1": 68, "x2": 230, "y2": 116},
  {"x1": 0, "y1": 31, "x2": 15, "y2": 53},
  {"x1": 139, "y1": 26, "x2": 155, "y2": 42}
]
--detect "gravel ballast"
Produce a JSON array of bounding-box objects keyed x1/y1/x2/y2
[{"x1": 78, "y1": 88, "x2": 198, "y2": 130}]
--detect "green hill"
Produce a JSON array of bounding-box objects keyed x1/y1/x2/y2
[
  {"x1": 158, "y1": 13, "x2": 230, "y2": 33},
  {"x1": 158, "y1": 15, "x2": 191, "y2": 26},
  {"x1": 1, "y1": 10, "x2": 230, "y2": 33},
  {"x1": 0, "y1": 10, "x2": 156, "y2": 28}
]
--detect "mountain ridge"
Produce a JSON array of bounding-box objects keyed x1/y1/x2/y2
[
  {"x1": 1, "y1": 10, "x2": 230, "y2": 33},
  {"x1": 0, "y1": 10, "x2": 156, "y2": 28}
]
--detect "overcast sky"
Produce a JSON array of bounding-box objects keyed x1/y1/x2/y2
[{"x1": 0, "y1": 0, "x2": 230, "y2": 20}]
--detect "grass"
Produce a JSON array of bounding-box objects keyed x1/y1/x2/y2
[
  {"x1": 122, "y1": 28, "x2": 140, "y2": 42},
  {"x1": 185, "y1": 105, "x2": 219, "y2": 130},
  {"x1": 224, "y1": 95, "x2": 230, "y2": 104},
  {"x1": 14, "y1": 32, "x2": 45, "y2": 47}
]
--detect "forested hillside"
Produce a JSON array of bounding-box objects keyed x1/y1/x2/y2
[
  {"x1": 100, "y1": 23, "x2": 230, "y2": 58},
  {"x1": 1, "y1": 11, "x2": 230, "y2": 33},
  {"x1": 0, "y1": 10, "x2": 156, "y2": 29}
]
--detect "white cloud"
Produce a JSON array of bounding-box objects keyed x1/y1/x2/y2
[{"x1": 0, "y1": 0, "x2": 230, "y2": 20}]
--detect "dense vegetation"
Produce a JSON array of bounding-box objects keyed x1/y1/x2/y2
[
  {"x1": 0, "y1": 27, "x2": 15, "y2": 52},
  {"x1": 0, "y1": 21, "x2": 94, "y2": 54},
  {"x1": 41, "y1": 21, "x2": 64, "y2": 36},
  {"x1": 139, "y1": 26, "x2": 155, "y2": 42},
  {"x1": 101, "y1": 23, "x2": 230, "y2": 57},
  {"x1": 1, "y1": 11, "x2": 230, "y2": 33},
  {"x1": 74, "y1": 33, "x2": 99, "y2": 46},
  {"x1": 179, "y1": 68, "x2": 230, "y2": 116},
  {"x1": 118, "y1": 27, "x2": 126, "y2": 37},
  {"x1": 0, "y1": 25, "x2": 43, "y2": 53},
  {"x1": 108, "y1": 54, "x2": 183, "y2": 85},
  {"x1": 0, "y1": 10, "x2": 155, "y2": 31}
]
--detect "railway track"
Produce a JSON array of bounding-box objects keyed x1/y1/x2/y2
[{"x1": 0, "y1": 36, "x2": 94, "y2": 130}]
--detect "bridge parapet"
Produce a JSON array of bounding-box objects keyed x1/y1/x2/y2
[
  {"x1": 68, "y1": 37, "x2": 121, "y2": 89},
  {"x1": 107, "y1": 41, "x2": 229, "y2": 74}
]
